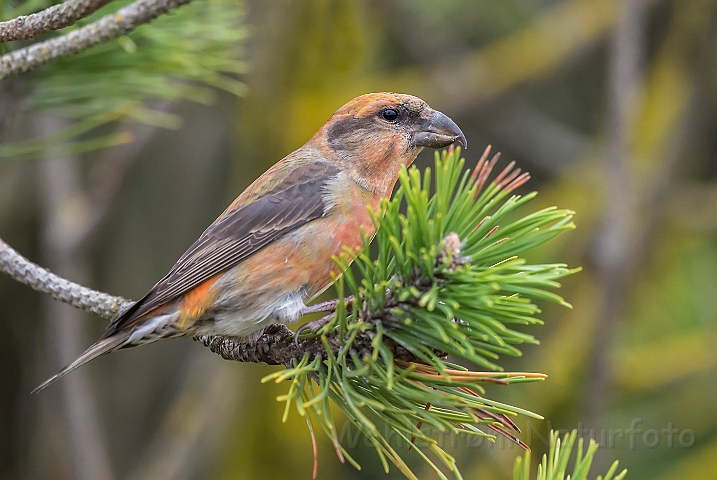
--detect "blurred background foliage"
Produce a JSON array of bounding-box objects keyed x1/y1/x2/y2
[
  {"x1": 0, "y1": 0, "x2": 247, "y2": 159},
  {"x1": 1, "y1": 0, "x2": 716, "y2": 479}
]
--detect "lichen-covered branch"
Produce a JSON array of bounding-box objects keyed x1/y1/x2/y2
[
  {"x1": 0, "y1": 0, "x2": 192, "y2": 80},
  {"x1": 0, "y1": 0, "x2": 115, "y2": 43},
  {"x1": 0, "y1": 236, "x2": 131, "y2": 319}
]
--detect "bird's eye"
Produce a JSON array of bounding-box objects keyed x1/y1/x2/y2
[{"x1": 382, "y1": 108, "x2": 399, "y2": 122}]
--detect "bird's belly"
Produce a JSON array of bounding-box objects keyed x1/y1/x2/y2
[
  {"x1": 200, "y1": 213, "x2": 372, "y2": 339},
  {"x1": 201, "y1": 290, "x2": 305, "y2": 339}
]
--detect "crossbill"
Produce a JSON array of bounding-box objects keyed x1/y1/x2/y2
[{"x1": 37, "y1": 92, "x2": 466, "y2": 391}]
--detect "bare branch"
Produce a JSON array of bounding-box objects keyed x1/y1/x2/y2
[
  {"x1": 0, "y1": 235, "x2": 131, "y2": 319},
  {"x1": 0, "y1": 0, "x2": 192, "y2": 80},
  {"x1": 0, "y1": 0, "x2": 115, "y2": 43}
]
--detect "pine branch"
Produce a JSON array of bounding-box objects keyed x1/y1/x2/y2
[
  {"x1": 264, "y1": 148, "x2": 577, "y2": 479},
  {"x1": 0, "y1": 0, "x2": 115, "y2": 42},
  {"x1": 0, "y1": 0, "x2": 192, "y2": 80}
]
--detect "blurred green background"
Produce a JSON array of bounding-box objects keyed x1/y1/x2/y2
[{"x1": 1, "y1": 0, "x2": 716, "y2": 479}]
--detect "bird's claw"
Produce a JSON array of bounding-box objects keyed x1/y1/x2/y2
[
  {"x1": 294, "y1": 314, "x2": 333, "y2": 345},
  {"x1": 293, "y1": 296, "x2": 354, "y2": 345}
]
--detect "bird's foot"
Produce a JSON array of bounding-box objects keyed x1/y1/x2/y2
[
  {"x1": 293, "y1": 296, "x2": 354, "y2": 345},
  {"x1": 300, "y1": 296, "x2": 355, "y2": 316},
  {"x1": 294, "y1": 313, "x2": 334, "y2": 345}
]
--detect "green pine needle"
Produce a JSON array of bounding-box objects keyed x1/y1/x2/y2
[
  {"x1": 513, "y1": 430, "x2": 627, "y2": 480},
  {"x1": 265, "y1": 147, "x2": 580, "y2": 479}
]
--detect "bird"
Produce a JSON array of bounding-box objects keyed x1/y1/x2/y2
[{"x1": 35, "y1": 92, "x2": 466, "y2": 392}]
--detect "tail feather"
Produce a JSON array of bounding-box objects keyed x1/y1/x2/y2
[{"x1": 33, "y1": 331, "x2": 131, "y2": 394}]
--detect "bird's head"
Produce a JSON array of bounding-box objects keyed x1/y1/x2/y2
[{"x1": 310, "y1": 92, "x2": 466, "y2": 195}]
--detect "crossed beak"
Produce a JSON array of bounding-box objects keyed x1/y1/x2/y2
[{"x1": 412, "y1": 109, "x2": 467, "y2": 150}]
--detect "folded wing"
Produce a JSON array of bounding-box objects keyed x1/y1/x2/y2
[{"x1": 105, "y1": 160, "x2": 341, "y2": 336}]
